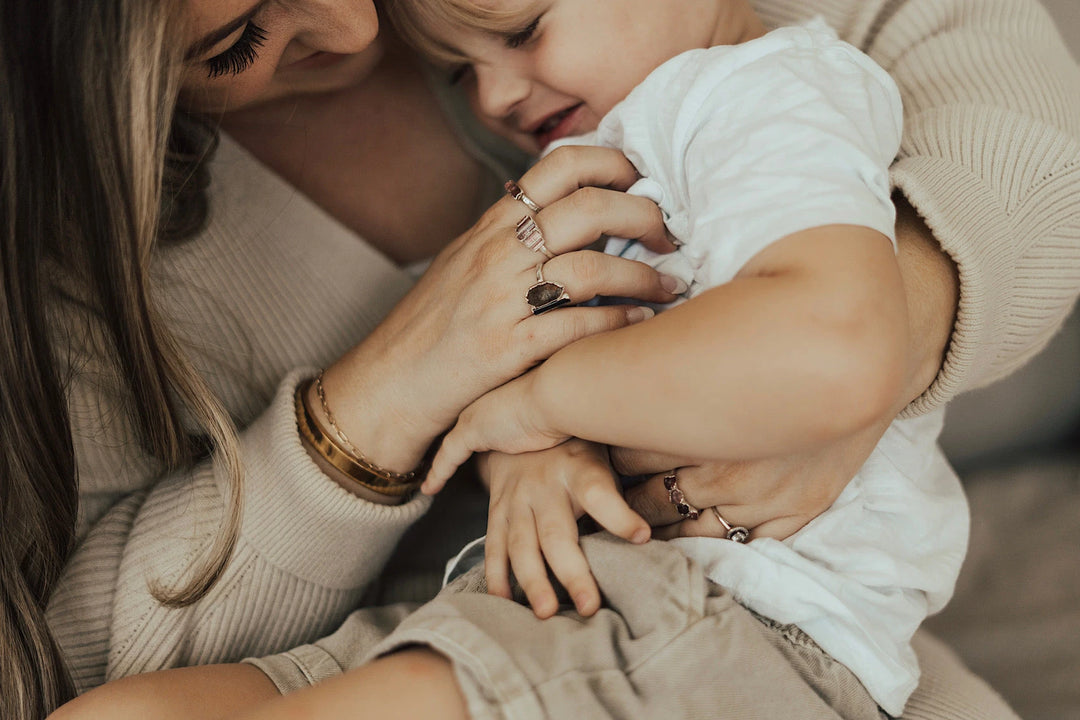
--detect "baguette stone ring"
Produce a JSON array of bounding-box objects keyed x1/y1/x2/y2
[
  {"x1": 664, "y1": 471, "x2": 701, "y2": 520},
  {"x1": 711, "y1": 506, "x2": 750, "y2": 543},
  {"x1": 515, "y1": 216, "x2": 556, "y2": 259},
  {"x1": 526, "y1": 263, "x2": 572, "y2": 315},
  {"x1": 505, "y1": 179, "x2": 543, "y2": 213}
]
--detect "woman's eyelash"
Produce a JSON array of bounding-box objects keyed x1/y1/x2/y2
[
  {"x1": 505, "y1": 17, "x2": 540, "y2": 49},
  {"x1": 206, "y1": 22, "x2": 268, "y2": 78}
]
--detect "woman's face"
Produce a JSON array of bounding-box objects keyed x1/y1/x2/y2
[{"x1": 181, "y1": 0, "x2": 380, "y2": 114}]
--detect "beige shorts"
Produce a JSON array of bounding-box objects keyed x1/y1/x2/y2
[{"x1": 362, "y1": 533, "x2": 882, "y2": 720}]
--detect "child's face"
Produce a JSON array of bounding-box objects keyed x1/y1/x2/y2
[{"x1": 440, "y1": 0, "x2": 763, "y2": 154}]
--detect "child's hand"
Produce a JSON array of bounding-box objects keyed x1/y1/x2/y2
[
  {"x1": 423, "y1": 371, "x2": 566, "y2": 494},
  {"x1": 478, "y1": 440, "x2": 651, "y2": 618}
]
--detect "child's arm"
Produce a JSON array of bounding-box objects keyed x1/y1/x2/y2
[
  {"x1": 478, "y1": 441, "x2": 650, "y2": 619},
  {"x1": 425, "y1": 223, "x2": 908, "y2": 491}
]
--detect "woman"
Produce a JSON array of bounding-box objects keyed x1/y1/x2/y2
[{"x1": 4, "y1": 0, "x2": 1077, "y2": 716}]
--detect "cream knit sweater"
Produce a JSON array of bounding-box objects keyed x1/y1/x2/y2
[{"x1": 46, "y1": 0, "x2": 1078, "y2": 717}]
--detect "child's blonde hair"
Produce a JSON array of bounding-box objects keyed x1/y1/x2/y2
[{"x1": 383, "y1": 0, "x2": 531, "y2": 65}]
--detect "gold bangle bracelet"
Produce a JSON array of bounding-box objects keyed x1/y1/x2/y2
[{"x1": 294, "y1": 381, "x2": 422, "y2": 498}]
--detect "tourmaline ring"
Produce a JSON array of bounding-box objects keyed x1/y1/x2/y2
[
  {"x1": 505, "y1": 179, "x2": 543, "y2": 213},
  {"x1": 664, "y1": 471, "x2": 701, "y2": 520},
  {"x1": 526, "y1": 263, "x2": 572, "y2": 315},
  {"x1": 710, "y1": 506, "x2": 750, "y2": 543},
  {"x1": 515, "y1": 215, "x2": 556, "y2": 259}
]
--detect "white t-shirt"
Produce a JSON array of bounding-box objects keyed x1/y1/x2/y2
[{"x1": 456, "y1": 20, "x2": 970, "y2": 716}]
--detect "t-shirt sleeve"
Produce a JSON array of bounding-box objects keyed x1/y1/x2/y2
[{"x1": 600, "y1": 24, "x2": 904, "y2": 287}]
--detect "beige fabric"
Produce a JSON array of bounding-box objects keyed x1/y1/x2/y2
[
  {"x1": 44, "y1": 0, "x2": 1078, "y2": 714},
  {"x1": 249, "y1": 535, "x2": 1021, "y2": 720}
]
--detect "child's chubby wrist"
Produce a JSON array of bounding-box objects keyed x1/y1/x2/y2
[{"x1": 527, "y1": 362, "x2": 568, "y2": 439}]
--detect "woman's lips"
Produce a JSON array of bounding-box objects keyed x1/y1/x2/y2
[{"x1": 535, "y1": 104, "x2": 586, "y2": 151}]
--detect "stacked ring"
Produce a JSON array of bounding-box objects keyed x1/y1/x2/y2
[
  {"x1": 663, "y1": 472, "x2": 701, "y2": 520},
  {"x1": 710, "y1": 507, "x2": 750, "y2": 543},
  {"x1": 516, "y1": 216, "x2": 556, "y2": 259},
  {"x1": 526, "y1": 263, "x2": 572, "y2": 315},
  {"x1": 505, "y1": 179, "x2": 543, "y2": 213}
]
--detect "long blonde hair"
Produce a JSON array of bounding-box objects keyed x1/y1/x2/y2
[{"x1": 1, "y1": 3, "x2": 244, "y2": 718}]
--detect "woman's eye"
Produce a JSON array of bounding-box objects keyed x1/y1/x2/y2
[
  {"x1": 505, "y1": 17, "x2": 540, "y2": 50},
  {"x1": 206, "y1": 22, "x2": 268, "y2": 78}
]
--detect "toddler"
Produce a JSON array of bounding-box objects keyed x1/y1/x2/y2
[{"x1": 386, "y1": 0, "x2": 969, "y2": 715}]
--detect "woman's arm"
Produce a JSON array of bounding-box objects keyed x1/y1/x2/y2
[
  {"x1": 871, "y1": 0, "x2": 1080, "y2": 412},
  {"x1": 50, "y1": 145, "x2": 680, "y2": 691},
  {"x1": 423, "y1": 223, "x2": 909, "y2": 487}
]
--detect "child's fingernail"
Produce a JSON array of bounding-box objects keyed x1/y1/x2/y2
[
  {"x1": 626, "y1": 306, "x2": 655, "y2": 324},
  {"x1": 660, "y1": 274, "x2": 688, "y2": 294},
  {"x1": 632, "y1": 528, "x2": 651, "y2": 544}
]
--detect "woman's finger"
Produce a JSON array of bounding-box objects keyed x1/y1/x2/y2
[
  {"x1": 650, "y1": 504, "x2": 754, "y2": 541},
  {"x1": 624, "y1": 466, "x2": 752, "y2": 529},
  {"x1": 531, "y1": 188, "x2": 674, "y2": 256},
  {"x1": 516, "y1": 145, "x2": 641, "y2": 205},
  {"x1": 538, "y1": 250, "x2": 685, "y2": 306},
  {"x1": 516, "y1": 305, "x2": 654, "y2": 365},
  {"x1": 506, "y1": 504, "x2": 560, "y2": 619}
]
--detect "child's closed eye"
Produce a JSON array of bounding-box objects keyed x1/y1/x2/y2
[{"x1": 505, "y1": 16, "x2": 541, "y2": 49}]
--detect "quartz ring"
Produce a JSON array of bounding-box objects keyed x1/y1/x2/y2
[
  {"x1": 515, "y1": 215, "x2": 556, "y2": 259},
  {"x1": 711, "y1": 506, "x2": 749, "y2": 543},
  {"x1": 526, "y1": 263, "x2": 572, "y2": 315},
  {"x1": 505, "y1": 179, "x2": 543, "y2": 213},
  {"x1": 663, "y1": 471, "x2": 701, "y2": 520}
]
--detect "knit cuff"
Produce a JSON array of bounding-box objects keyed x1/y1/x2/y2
[
  {"x1": 223, "y1": 369, "x2": 432, "y2": 590},
  {"x1": 890, "y1": 146, "x2": 1080, "y2": 418},
  {"x1": 243, "y1": 645, "x2": 345, "y2": 695}
]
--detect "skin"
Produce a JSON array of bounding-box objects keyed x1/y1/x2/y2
[
  {"x1": 428, "y1": 0, "x2": 767, "y2": 154},
  {"x1": 51, "y1": 0, "x2": 961, "y2": 716},
  {"x1": 405, "y1": 0, "x2": 953, "y2": 619}
]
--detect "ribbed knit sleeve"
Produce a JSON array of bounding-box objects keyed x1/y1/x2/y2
[
  {"x1": 48, "y1": 373, "x2": 430, "y2": 691},
  {"x1": 755, "y1": 0, "x2": 1080, "y2": 414},
  {"x1": 46, "y1": 136, "x2": 433, "y2": 692}
]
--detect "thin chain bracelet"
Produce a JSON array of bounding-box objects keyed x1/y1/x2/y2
[{"x1": 313, "y1": 370, "x2": 417, "y2": 482}]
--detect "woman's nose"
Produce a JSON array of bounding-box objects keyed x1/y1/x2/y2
[
  {"x1": 296, "y1": 0, "x2": 379, "y2": 55},
  {"x1": 474, "y1": 64, "x2": 532, "y2": 120}
]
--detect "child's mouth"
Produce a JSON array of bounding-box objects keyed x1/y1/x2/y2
[{"x1": 533, "y1": 104, "x2": 585, "y2": 150}]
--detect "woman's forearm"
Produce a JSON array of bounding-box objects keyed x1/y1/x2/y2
[
  {"x1": 533, "y1": 226, "x2": 909, "y2": 459},
  {"x1": 891, "y1": 196, "x2": 960, "y2": 416}
]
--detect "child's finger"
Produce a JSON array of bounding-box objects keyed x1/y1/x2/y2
[
  {"x1": 534, "y1": 499, "x2": 600, "y2": 616},
  {"x1": 507, "y1": 505, "x2": 559, "y2": 619},
  {"x1": 573, "y1": 471, "x2": 651, "y2": 545},
  {"x1": 421, "y1": 426, "x2": 473, "y2": 494},
  {"x1": 484, "y1": 508, "x2": 513, "y2": 600}
]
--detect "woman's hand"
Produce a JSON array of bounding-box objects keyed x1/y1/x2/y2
[
  {"x1": 317, "y1": 146, "x2": 681, "y2": 474},
  {"x1": 612, "y1": 414, "x2": 892, "y2": 541},
  {"x1": 478, "y1": 440, "x2": 650, "y2": 619}
]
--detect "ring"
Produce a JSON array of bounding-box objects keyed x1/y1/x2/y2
[
  {"x1": 710, "y1": 507, "x2": 749, "y2": 543},
  {"x1": 505, "y1": 180, "x2": 543, "y2": 213},
  {"x1": 526, "y1": 263, "x2": 572, "y2": 315},
  {"x1": 663, "y1": 471, "x2": 700, "y2": 520},
  {"x1": 515, "y1": 216, "x2": 556, "y2": 259}
]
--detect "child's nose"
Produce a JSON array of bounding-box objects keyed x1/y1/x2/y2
[{"x1": 474, "y1": 65, "x2": 531, "y2": 121}]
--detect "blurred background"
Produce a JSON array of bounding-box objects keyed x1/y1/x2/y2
[{"x1": 927, "y1": 5, "x2": 1080, "y2": 719}]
